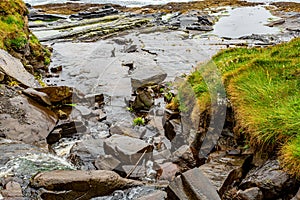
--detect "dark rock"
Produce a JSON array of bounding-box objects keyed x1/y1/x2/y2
[
  {"x1": 30, "y1": 170, "x2": 142, "y2": 200},
  {"x1": 0, "y1": 71, "x2": 5, "y2": 82},
  {"x1": 237, "y1": 187, "x2": 263, "y2": 200},
  {"x1": 240, "y1": 160, "x2": 297, "y2": 199},
  {"x1": 0, "y1": 87, "x2": 57, "y2": 146},
  {"x1": 0, "y1": 49, "x2": 41, "y2": 88},
  {"x1": 70, "y1": 7, "x2": 118, "y2": 19},
  {"x1": 167, "y1": 168, "x2": 221, "y2": 200},
  {"x1": 68, "y1": 139, "x2": 105, "y2": 170},
  {"x1": 50, "y1": 65, "x2": 62, "y2": 73},
  {"x1": 291, "y1": 187, "x2": 300, "y2": 200},
  {"x1": 103, "y1": 134, "x2": 153, "y2": 164},
  {"x1": 84, "y1": 93, "x2": 104, "y2": 105},
  {"x1": 164, "y1": 119, "x2": 181, "y2": 142},
  {"x1": 172, "y1": 145, "x2": 198, "y2": 171},
  {"x1": 22, "y1": 88, "x2": 52, "y2": 106},
  {"x1": 94, "y1": 154, "x2": 121, "y2": 170},
  {"x1": 197, "y1": 15, "x2": 214, "y2": 26},
  {"x1": 132, "y1": 89, "x2": 154, "y2": 110},
  {"x1": 186, "y1": 25, "x2": 213, "y2": 31}
]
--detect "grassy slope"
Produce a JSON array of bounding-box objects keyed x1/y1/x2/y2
[
  {"x1": 0, "y1": 0, "x2": 50, "y2": 71},
  {"x1": 188, "y1": 38, "x2": 300, "y2": 176}
]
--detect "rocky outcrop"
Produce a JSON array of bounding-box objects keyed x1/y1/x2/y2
[
  {"x1": 30, "y1": 170, "x2": 143, "y2": 200},
  {"x1": 0, "y1": 86, "x2": 57, "y2": 146},
  {"x1": 0, "y1": 49, "x2": 41, "y2": 88}
]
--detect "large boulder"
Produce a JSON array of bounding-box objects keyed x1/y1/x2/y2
[
  {"x1": 30, "y1": 170, "x2": 142, "y2": 200},
  {"x1": 0, "y1": 49, "x2": 40, "y2": 88},
  {"x1": 0, "y1": 86, "x2": 57, "y2": 146}
]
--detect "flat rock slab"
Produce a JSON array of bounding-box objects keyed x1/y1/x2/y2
[
  {"x1": 31, "y1": 170, "x2": 142, "y2": 200},
  {"x1": 130, "y1": 57, "x2": 167, "y2": 90},
  {"x1": 104, "y1": 134, "x2": 153, "y2": 164},
  {"x1": 0, "y1": 49, "x2": 40, "y2": 88}
]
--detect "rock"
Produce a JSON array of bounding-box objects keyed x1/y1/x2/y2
[
  {"x1": 30, "y1": 170, "x2": 143, "y2": 200},
  {"x1": 122, "y1": 165, "x2": 146, "y2": 179},
  {"x1": 157, "y1": 162, "x2": 180, "y2": 181},
  {"x1": 197, "y1": 15, "x2": 214, "y2": 26},
  {"x1": 199, "y1": 151, "x2": 252, "y2": 196},
  {"x1": 153, "y1": 149, "x2": 172, "y2": 161},
  {"x1": 266, "y1": 19, "x2": 285, "y2": 27},
  {"x1": 0, "y1": 49, "x2": 41, "y2": 88},
  {"x1": 0, "y1": 71, "x2": 5, "y2": 82},
  {"x1": 167, "y1": 168, "x2": 221, "y2": 200},
  {"x1": 131, "y1": 62, "x2": 167, "y2": 90},
  {"x1": 135, "y1": 190, "x2": 167, "y2": 200},
  {"x1": 237, "y1": 187, "x2": 263, "y2": 200},
  {"x1": 0, "y1": 87, "x2": 57, "y2": 146},
  {"x1": 132, "y1": 88, "x2": 154, "y2": 110},
  {"x1": 35, "y1": 86, "x2": 74, "y2": 104},
  {"x1": 70, "y1": 7, "x2": 118, "y2": 19},
  {"x1": 103, "y1": 135, "x2": 153, "y2": 164},
  {"x1": 94, "y1": 154, "x2": 121, "y2": 170},
  {"x1": 68, "y1": 139, "x2": 105, "y2": 170},
  {"x1": 186, "y1": 25, "x2": 214, "y2": 31},
  {"x1": 75, "y1": 105, "x2": 92, "y2": 117},
  {"x1": 172, "y1": 145, "x2": 198, "y2": 170},
  {"x1": 47, "y1": 120, "x2": 87, "y2": 144},
  {"x1": 50, "y1": 65, "x2": 62, "y2": 73},
  {"x1": 240, "y1": 159, "x2": 297, "y2": 199},
  {"x1": 22, "y1": 88, "x2": 52, "y2": 105},
  {"x1": 292, "y1": 187, "x2": 300, "y2": 200},
  {"x1": 0, "y1": 181, "x2": 23, "y2": 198},
  {"x1": 110, "y1": 122, "x2": 145, "y2": 138}
]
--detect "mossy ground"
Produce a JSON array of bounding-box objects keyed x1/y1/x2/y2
[
  {"x1": 0, "y1": 0, "x2": 51, "y2": 72},
  {"x1": 188, "y1": 38, "x2": 300, "y2": 176}
]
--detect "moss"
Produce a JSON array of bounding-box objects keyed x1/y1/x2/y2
[{"x1": 188, "y1": 38, "x2": 300, "y2": 176}]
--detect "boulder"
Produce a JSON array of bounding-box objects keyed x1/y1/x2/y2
[
  {"x1": 167, "y1": 168, "x2": 221, "y2": 200},
  {"x1": 22, "y1": 88, "x2": 52, "y2": 105},
  {"x1": 157, "y1": 162, "x2": 180, "y2": 181},
  {"x1": 135, "y1": 190, "x2": 167, "y2": 200},
  {"x1": 35, "y1": 86, "x2": 74, "y2": 104},
  {"x1": 0, "y1": 87, "x2": 57, "y2": 146},
  {"x1": 132, "y1": 89, "x2": 154, "y2": 110},
  {"x1": 110, "y1": 122, "x2": 145, "y2": 138},
  {"x1": 0, "y1": 49, "x2": 40, "y2": 88},
  {"x1": 94, "y1": 154, "x2": 121, "y2": 170},
  {"x1": 240, "y1": 159, "x2": 297, "y2": 199},
  {"x1": 131, "y1": 62, "x2": 167, "y2": 90},
  {"x1": 103, "y1": 135, "x2": 153, "y2": 164},
  {"x1": 30, "y1": 170, "x2": 143, "y2": 200}
]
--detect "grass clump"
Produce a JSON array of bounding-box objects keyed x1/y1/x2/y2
[
  {"x1": 188, "y1": 38, "x2": 300, "y2": 176},
  {"x1": 133, "y1": 117, "x2": 145, "y2": 126}
]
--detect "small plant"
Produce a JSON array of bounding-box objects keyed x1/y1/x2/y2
[
  {"x1": 8, "y1": 80, "x2": 19, "y2": 86},
  {"x1": 133, "y1": 117, "x2": 145, "y2": 126},
  {"x1": 126, "y1": 106, "x2": 134, "y2": 112}
]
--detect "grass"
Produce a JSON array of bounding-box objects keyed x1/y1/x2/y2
[
  {"x1": 133, "y1": 117, "x2": 145, "y2": 126},
  {"x1": 188, "y1": 38, "x2": 300, "y2": 176},
  {"x1": 0, "y1": 0, "x2": 51, "y2": 72}
]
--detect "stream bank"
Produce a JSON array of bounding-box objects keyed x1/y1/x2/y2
[{"x1": 0, "y1": 1, "x2": 300, "y2": 199}]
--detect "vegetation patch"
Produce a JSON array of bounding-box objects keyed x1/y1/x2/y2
[
  {"x1": 0, "y1": 0, "x2": 51, "y2": 72},
  {"x1": 188, "y1": 38, "x2": 300, "y2": 176}
]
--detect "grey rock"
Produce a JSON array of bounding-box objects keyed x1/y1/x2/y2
[
  {"x1": 0, "y1": 49, "x2": 40, "y2": 88},
  {"x1": 110, "y1": 122, "x2": 144, "y2": 138},
  {"x1": 30, "y1": 170, "x2": 142, "y2": 200},
  {"x1": 103, "y1": 135, "x2": 153, "y2": 164},
  {"x1": 132, "y1": 89, "x2": 154, "y2": 110},
  {"x1": 69, "y1": 139, "x2": 105, "y2": 170},
  {"x1": 75, "y1": 105, "x2": 92, "y2": 117},
  {"x1": 237, "y1": 187, "x2": 263, "y2": 200},
  {"x1": 135, "y1": 190, "x2": 167, "y2": 200},
  {"x1": 186, "y1": 25, "x2": 214, "y2": 31},
  {"x1": 131, "y1": 62, "x2": 167, "y2": 90},
  {"x1": 122, "y1": 165, "x2": 146, "y2": 178},
  {"x1": 94, "y1": 154, "x2": 121, "y2": 170},
  {"x1": 0, "y1": 181, "x2": 23, "y2": 198},
  {"x1": 167, "y1": 175, "x2": 190, "y2": 200}
]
